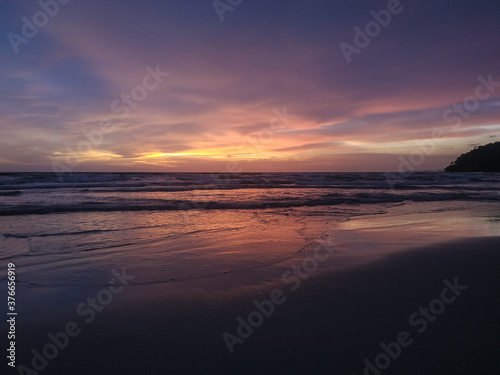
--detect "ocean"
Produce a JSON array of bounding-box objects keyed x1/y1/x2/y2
[
  {"x1": 1, "y1": 171, "x2": 499, "y2": 275},
  {"x1": 1, "y1": 172, "x2": 500, "y2": 374},
  {"x1": 2, "y1": 172, "x2": 500, "y2": 215}
]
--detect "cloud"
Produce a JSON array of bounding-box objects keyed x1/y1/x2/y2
[
  {"x1": 273, "y1": 141, "x2": 344, "y2": 153},
  {"x1": 1, "y1": 0, "x2": 500, "y2": 171}
]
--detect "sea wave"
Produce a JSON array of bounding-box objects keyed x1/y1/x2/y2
[
  {"x1": 0, "y1": 191, "x2": 498, "y2": 216},
  {"x1": 0, "y1": 172, "x2": 499, "y2": 216}
]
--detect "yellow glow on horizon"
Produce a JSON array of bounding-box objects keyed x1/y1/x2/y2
[
  {"x1": 140, "y1": 152, "x2": 200, "y2": 158},
  {"x1": 138, "y1": 146, "x2": 282, "y2": 160}
]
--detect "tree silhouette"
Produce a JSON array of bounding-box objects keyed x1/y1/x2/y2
[{"x1": 445, "y1": 142, "x2": 500, "y2": 172}]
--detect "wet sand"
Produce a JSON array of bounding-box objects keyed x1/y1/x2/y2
[{"x1": 7, "y1": 208, "x2": 500, "y2": 375}]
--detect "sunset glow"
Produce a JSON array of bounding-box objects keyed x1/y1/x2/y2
[{"x1": 1, "y1": 1, "x2": 500, "y2": 172}]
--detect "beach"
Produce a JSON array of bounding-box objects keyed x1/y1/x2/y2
[
  {"x1": 1, "y1": 173, "x2": 500, "y2": 374},
  {"x1": 3, "y1": 0, "x2": 500, "y2": 373}
]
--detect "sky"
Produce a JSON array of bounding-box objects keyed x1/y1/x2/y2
[{"x1": 1, "y1": 0, "x2": 500, "y2": 172}]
